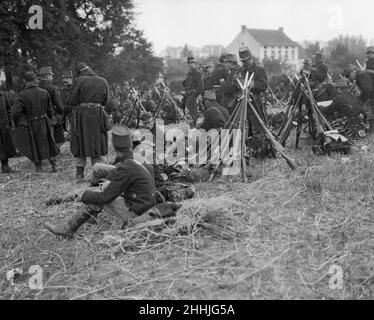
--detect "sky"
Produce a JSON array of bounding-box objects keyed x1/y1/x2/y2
[{"x1": 133, "y1": 0, "x2": 374, "y2": 55}]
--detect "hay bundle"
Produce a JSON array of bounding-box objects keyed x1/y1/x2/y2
[{"x1": 100, "y1": 193, "x2": 250, "y2": 253}]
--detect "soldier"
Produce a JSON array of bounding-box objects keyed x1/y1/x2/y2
[
  {"x1": 202, "y1": 61, "x2": 215, "y2": 91},
  {"x1": 365, "y1": 46, "x2": 374, "y2": 70},
  {"x1": 38, "y1": 67, "x2": 65, "y2": 149},
  {"x1": 182, "y1": 57, "x2": 204, "y2": 126},
  {"x1": 320, "y1": 79, "x2": 364, "y2": 120},
  {"x1": 44, "y1": 126, "x2": 162, "y2": 238},
  {"x1": 238, "y1": 46, "x2": 268, "y2": 135},
  {"x1": 211, "y1": 53, "x2": 229, "y2": 106},
  {"x1": 199, "y1": 90, "x2": 229, "y2": 131},
  {"x1": 310, "y1": 52, "x2": 328, "y2": 87},
  {"x1": 12, "y1": 72, "x2": 59, "y2": 172},
  {"x1": 68, "y1": 62, "x2": 110, "y2": 181},
  {"x1": 0, "y1": 90, "x2": 18, "y2": 173},
  {"x1": 59, "y1": 70, "x2": 73, "y2": 139},
  {"x1": 220, "y1": 53, "x2": 241, "y2": 111}
]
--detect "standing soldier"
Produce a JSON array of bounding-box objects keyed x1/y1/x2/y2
[
  {"x1": 182, "y1": 57, "x2": 204, "y2": 126},
  {"x1": 238, "y1": 46, "x2": 268, "y2": 135},
  {"x1": 0, "y1": 90, "x2": 18, "y2": 173},
  {"x1": 68, "y1": 63, "x2": 110, "y2": 181},
  {"x1": 365, "y1": 46, "x2": 374, "y2": 70},
  {"x1": 220, "y1": 53, "x2": 241, "y2": 111},
  {"x1": 59, "y1": 70, "x2": 73, "y2": 140},
  {"x1": 38, "y1": 67, "x2": 65, "y2": 150},
  {"x1": 310, "y1": 52, "x2": 328, "y2": 84},
  {"x1": 211, "y1": 53, "x2": 229, "y2": 105},
  {"x1": 12, "y1": 72, "x2": 59, "y2": 172}
]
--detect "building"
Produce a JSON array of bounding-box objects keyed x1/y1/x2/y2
[{"x1": 226, "y1": 26, "x2": 303, "y2": 69}]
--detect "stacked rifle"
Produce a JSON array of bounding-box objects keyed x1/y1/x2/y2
[
  {"x1": 278, "y1": 73, "x2": 349, "y2": 153},
  {"x1": 122, "y1": 86, "x2": 147, "y2": 128},
  {"x1": 153, "y1": 80, "x2": 187, "y2": 123},
  {"x1": 216, "y1": 72, "x2": 297, "y2": 182}
]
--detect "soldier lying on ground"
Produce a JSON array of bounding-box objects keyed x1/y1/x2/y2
[
  {"x1": 45, "y1": 125, "x2": 181, "y2": 238},
  {"x1": 320, "y1": 79, "x2": 365, "y2": 120}
]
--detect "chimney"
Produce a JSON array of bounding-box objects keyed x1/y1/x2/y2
[
  {"x1": 279, "y1": 27, "x2": 284, "y2": 32},
  {"x1": 241, "y1": 25, "x2": 247, "y2": 33}
]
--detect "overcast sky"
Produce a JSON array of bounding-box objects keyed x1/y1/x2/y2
[{"x1": 133, "y1": 0, "x2": 374, "y2": 55}]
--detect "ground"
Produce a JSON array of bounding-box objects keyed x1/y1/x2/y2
[{"x1": 1, "y1": 126, "x2": 374, "y2": 300}]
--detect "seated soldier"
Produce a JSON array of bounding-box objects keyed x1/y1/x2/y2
[
  {"x1": 199, "y1": 91, "x2": 229, "y2": 131},
  {"x1": 44, "y1": 125, "x2": 158, "y2": 237},
  {"x1": 320, "y1": 79, "x2": 364, "y2": 120}
]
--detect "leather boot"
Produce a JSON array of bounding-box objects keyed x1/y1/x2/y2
[
  {"x1": 76, "y1": 166, "x2": 85, "y2": 182},
  {"x1": 44, "y1": 206, "x2": 100, "y2": 238},
  {"x1": 1, "y1": 160, "x2": 12, "y2": 173},
  {"x1": 50, "y1": 159, "x2": 59, "y2": 173},
  {"x1": 35, "y1": 162, "x2": 43, "y2": 172}
]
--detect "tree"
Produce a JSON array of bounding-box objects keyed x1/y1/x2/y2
[
  {"x1": 180, "y1": 44, "x2": 193, "y2": 58},
  {"x1": 263, "y1": 58, "x2": 286, "y2": 77},
  {"x1": 0, "y1": 0, "x2": 160, "y2": 89},
  {"x1": 304, "y1": 41, "x2": 325, "y2": 59}
]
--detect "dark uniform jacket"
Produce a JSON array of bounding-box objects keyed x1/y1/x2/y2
[
  {"x1": 322, "y1": 93, "x2": 364, "y2": 119},
  {"x1": 310, "y1": 62, "x2": 328, "y2": 86},
  {"x1": 0, "y1": 91, "x2": 17, "y2": 161},
  {"x1": 68, "y1": 69, "x2": 110, "y2": 158},
  {"x1": 199, "y1": 102, "x2": 230, "y2": 131},
  {"x1": 81, "y1": 158, "x2": 156, "y2": 215},
  {"x1": 356, "y1": 70, "x2": 374, "y2": 102},
  {"x1": 220, "y1": 64, "x2": 241, "y2": 108},
  {"x1": 235, "y1": 63, "x2": 269, "y2": 133},
  {"x1": 211, "y1": 64, "x2": 229, "y2": 105},
  {"x1": 211, "y1": 64, "x2": 229, "y2": 85},
  {"x1": 11, "y1": 82, "x2": 58, "y2": 162},
  {"x1": 183, "y1": 68, "x2": 204, "y2": 96},
  {"x1": 203, "y1": 74, "x2": 214, "y2": 91},
  {"x1": 39, "y1": 80, "x2": 65, "y2": 143}
]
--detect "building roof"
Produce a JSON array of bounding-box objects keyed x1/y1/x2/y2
[{"x1": 245, "y1": 27, "x2": 297, "y2": 47}]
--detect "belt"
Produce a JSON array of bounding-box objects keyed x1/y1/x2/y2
[
  {"x1": 28, "y1": 114, "x2": 46, "y2": 121},
  {"x1": 78, "y1": 103, "x2": 103, "y2": 108}
]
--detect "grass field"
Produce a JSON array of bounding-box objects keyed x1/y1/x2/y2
[{"x1": 1, "y1": 129, "x2": 374, "y2": 300}]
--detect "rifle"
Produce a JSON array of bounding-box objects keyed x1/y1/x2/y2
[{"x1": 236, "y1": 74, "x2": 297, "y2": 170}]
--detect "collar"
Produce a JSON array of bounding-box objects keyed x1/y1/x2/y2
[{"x1": 25, "y1": 82, "x2": 39, "y2": 89}]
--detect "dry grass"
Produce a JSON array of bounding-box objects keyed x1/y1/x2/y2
[{"x1": 1, "y1": 128, "x2": 374, "y2": 300}]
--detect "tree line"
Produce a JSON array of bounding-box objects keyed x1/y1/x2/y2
[{"x1": 0, "y1": 0, "x2": 163, "y2": 89}]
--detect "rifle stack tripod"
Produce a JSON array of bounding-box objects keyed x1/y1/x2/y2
[
  {"x1": 208, "y1": 72, "x2": 298, "y2": 183},
  {"x1": 277, "y1": 73, "x2": 347, "y2": 154}
]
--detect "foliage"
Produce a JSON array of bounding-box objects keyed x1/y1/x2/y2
[
  {"x1": 0, "y1": 0, "x2": 161, "y2": 89},
  {"x1": 181, "y1": 44, "x2": 193, "y2": 58}
]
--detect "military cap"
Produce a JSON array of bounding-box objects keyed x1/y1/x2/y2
[
  {"x1": 76, "y1": 62, "x2": 90, "y2": 73},
  {"x1": 303, "y1": 58, "x2": 312, "y2": 66},
  {"x1": 334, "y1": 79, "x2": 348, "y2": 88},
  {"x1": 223, "y1": 54, "x2": 238, "y2": 63},
  {"x1": 203, "y1": 90, "x2": 216, "y2": 100},
  {"x1": 366, "y1": 46, "x2": 374, "y2": 54},
  {"x1": 313, "y1": 52, "x2": 324, "y2": 60},
  {"x1": 38, "y1": 67, "x2": 54, "y2": 76},
  {"x1": 219, "y1": 53, "x2": 228, "y2": 63},
  {"x1": 62, "y1": 70, "x2": 73, "y2": 78},
  {"x1": 112, "y1": 125, "x2": 132, "y2": 150},
  {"x1": 238, "y1": 46, "x2": 252, "y2": 61},
  {"x1": 204, "y1": 61, "x2": 214, "y2": 68},
  {"x1": 187, "y1": 57, "x2": 196, "y2": 64},
  {"x1": 24, "y1": 71, "x2": 37, "y2": 82}
]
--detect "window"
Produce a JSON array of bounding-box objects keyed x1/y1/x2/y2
[{"x1": 291, "y1": 50, "x2": 295, "y2": 60}]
